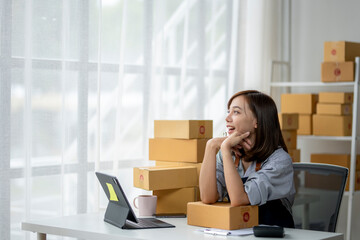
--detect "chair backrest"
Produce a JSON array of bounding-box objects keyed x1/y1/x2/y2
[{"x1": 292, "y1": 162, "x2": 348, "y2": 232}]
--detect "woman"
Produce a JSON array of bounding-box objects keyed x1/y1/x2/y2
[{"x1": 199, "y1": 90, "x2": 295, "y2": 227}]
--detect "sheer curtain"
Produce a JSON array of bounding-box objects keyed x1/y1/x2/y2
[{"x1": 0, "y1": 0, "x2": 285, "y2": 239}]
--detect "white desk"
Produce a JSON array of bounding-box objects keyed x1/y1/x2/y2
[{"x1": 21, "y1": 212, "x2": 344, "y2": 240}]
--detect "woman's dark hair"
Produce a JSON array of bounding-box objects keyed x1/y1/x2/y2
[{"x1": 227, "y1": 90, "x2": 288, "y2": 163}]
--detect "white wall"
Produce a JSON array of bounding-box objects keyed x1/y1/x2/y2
[{"x1": 291, "y1": 0, "x2": 360, "y2": 239}]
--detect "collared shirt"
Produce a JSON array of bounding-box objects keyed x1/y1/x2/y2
[{"x1": 216, "y1": 148, "x2": 295, "y2": 213}]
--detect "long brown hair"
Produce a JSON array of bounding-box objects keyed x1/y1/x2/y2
[{"x1": 227, "y1": 90, "x2": 288, "y2": 163}]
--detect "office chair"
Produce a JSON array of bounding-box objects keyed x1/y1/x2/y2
[{"x1": 292, "y1": 162, "x2": 348, "y2": 232}]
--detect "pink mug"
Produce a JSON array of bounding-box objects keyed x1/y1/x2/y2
[{"x1": 133, "y1": 195, "x2": 157, "y2": 216}]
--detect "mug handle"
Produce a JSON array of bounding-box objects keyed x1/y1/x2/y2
[{"x1": 133, "y1": 197, "x2": 139, "y2": 209}]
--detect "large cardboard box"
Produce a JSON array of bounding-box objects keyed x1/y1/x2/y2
[
  {"x1": 281, "y1": 94, "x2": 318, "y2": 114},
  {"x1": 155, "y1": 161, "x2": 202, "y2": 177},
  {"x1": 187, "y1": 202, "x2": 258, "y2": 230},
  {"x1": 324, "y1": 41, "x2": 360, "y2": 62},
  {"x1": 281, "y1": 130, "x2": 297, "y2": 149},
  {"x1": 149, "y1": 138, "x2": 208, "y2": 163},
  {"x1": 318, "y1": 92, "x2": 353, "y2": 104},
  {"x1": 313, "y1": 114, "x2": 352, "y2": 136},
  {"x1": 311, "y1": 154, "x2": 360, "y2": 170},
  {"x1": 154, "y1": 120, "x2": 213, "y2": 139},
  {"x1": 153, "y1": 187, "x2": 199, "y2": 214},
  {"x1": 278, "y1": 113, "x2": 299, "y2": 130},
  {"x1": 298, "y1": 114, "x2": 312, "y2": 135},
  {"x1": 288, "y1": 149, "x2": 301, "y2": 162},
  {"x1": 316, "y1": 103, "x2": 352, "y2": 115},
  {"x1": 133, "y1": 166, "x2": 198, "y2": 190},
  {"x1": 321, "y1": 62, "x2": 354, "y2": 82}
]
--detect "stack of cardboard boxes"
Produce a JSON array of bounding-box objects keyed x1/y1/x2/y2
[
  {"x1": 133, "y1": 120, "x2": 211, "y2": 215},
  {"x1": 278, "y1": 113, "x2": 301, "y2": 162}
]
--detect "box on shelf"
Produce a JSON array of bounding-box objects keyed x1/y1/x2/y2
[
  {"x1": 324, "y1": 41, "x2": 360, "y2": 62},
  {"x1": 133, "y1": 166, "x2": 198, "y2": 191},
  {"x1": 311, "y1": 154, "x2": 360, "y2": 170},
  {"x1": 316, "y1": 103, "x2": 352, "y2": 115},
  {"x1": 321, "y1": 62, "x2": 354, "y2": 82},
  {"x1": 298, "y1": 114, "x2": 312, "y2": 135},
  {"x1": 155, "y1": 161, "x2": 202, "y2": 177},
  {"x1": 187, "y1": 202, "x2": 258, "y2": 230},
  {"x1": 313, "y1": 114, "x2": 352, "y2": 136},
  {"x1": 281, "y1": 130, "x2": 297, "y2": 149},
  {"x1": 153, "y1": 187, "x2": 199, "y2": 214},
  {"x1": 288, "y1": 149, "x2": 301, "y2": 162},
  {"x1": 281, "y1": 94, "x2": 318, "y2": 114},
  {"x1": 149, "y1": 138, "x2": 209, "y2": 163},
  {"x1": 154, "y1": 120, "x2": 213, "y2": 139},
  {"x1": 278, "y1": 113, "x2": 299, "y2": 130},
  {"x1": 318, "y1": 92, "x2": 353, "y2": 104}
]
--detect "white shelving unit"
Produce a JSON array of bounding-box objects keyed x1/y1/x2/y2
[{"x1": 270, "y1": 57, "x2": 360, "y2": 240}]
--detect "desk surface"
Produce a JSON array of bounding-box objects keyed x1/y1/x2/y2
[{"x1": 21, "y1": 212, "x2": 344, "y2": 240}]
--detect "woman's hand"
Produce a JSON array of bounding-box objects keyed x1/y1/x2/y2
[{"x1": 221, "y1": 131, "x2": 252, "y2": 154}]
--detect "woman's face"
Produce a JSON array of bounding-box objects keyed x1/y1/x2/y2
[{"x1": 226, "y1": 95, "x2": 257, "y2": 137}]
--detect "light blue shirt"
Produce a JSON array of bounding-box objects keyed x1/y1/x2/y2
[{"x1": 216, "y1": 148, "x2": 295, "y2": 213}]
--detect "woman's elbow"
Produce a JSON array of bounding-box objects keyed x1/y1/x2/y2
[{"x1": 200, "y1": 193, "x2": 218, "y2": 204}]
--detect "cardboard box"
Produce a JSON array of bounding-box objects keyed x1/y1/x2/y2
[
  {"x1": 278, "y1": 113, "x2": 299, "y2": 130},
  {"x1": 321, "y1": 62, "x2": 354, "y2": 82},
  {"x1": 288, "y1": 149, "x2": 301, "y2": 162},
  {"x1": 153, "y1": 187, "x2": 199, "y2": 214},
  {"x1": 313, "y1": 114, "x2": 352, "y2": 136},
  {"x1": 324, "y1": 41, "x2": 360, "y2": 62},
  {"x1": 154, "y1": 120, "x2": 213, "y2": 139},
  {"x1": 187, "y1": 202, "x2": 258, "y2": 230},
  {"x1": 155, "y1": 161, "x2": 202, "y2": 178},
  {"x1": 311, "y1": 154, "x2": 360, "y2": 170},
  {"x1": 281, "y1": 94, "x2": 318, "y2": 114},
  {"x1": 318, "y1": 92, "x2": 353, "y2": 104},
  {"x1": 149, "y1": 138, "x2": 209, "y2": 163},
  {"x1": 133, "y1": 166, "x2": 198, "y2": 190},
  {"x1": 298, "y1": 114, "x2": 312, "y2": 135},
  {"x1": 316, "y1": 103, "x2": 352, "y2": 115},
  {"x1": 281, "y1": 130, "x2": 297, "y2": 149}
]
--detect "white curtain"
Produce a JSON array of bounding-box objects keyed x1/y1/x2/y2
[{"x1": 0, "y1": 0, "x2": 285, "y2": 239}]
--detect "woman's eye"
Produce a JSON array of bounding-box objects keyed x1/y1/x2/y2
[{"x1": 234, "y1": 111, "x2": 240, "y2": 114}]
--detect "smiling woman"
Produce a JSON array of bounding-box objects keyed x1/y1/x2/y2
[{"x1": 199, "y1": 90, "x2": 295, "y2": 228}]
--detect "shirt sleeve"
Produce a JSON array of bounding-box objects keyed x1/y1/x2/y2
[
  {"x1": 215, "y1": 150, "x2": 227, "y2": 201},
  {"x1": 244, "y1": 149, "x2": 294, "y2": 206}
]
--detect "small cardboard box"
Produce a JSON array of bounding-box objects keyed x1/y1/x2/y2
[
  {"x1": 324, "y1": 41, "x2": 360, "y2": 62},
  {"x1": 313, "y1": 114, "x2": 352, "y2": 136},
  {"x1": 319, "y1": 92, "x2": 353, "y2": 104},
  {"x1": 155, "y1": 161, "x2": 202, "y2": 178},
  {"x1": 321, "y1": 62, "x2": 354, "y2": 82},
  {"x1": 298, "y1": 114, "x2": 312, "y2": 135},
  {"x1": 149, "y1": 138, "x2": 209, "y2": 163},
  {"x1": 316, "y1": 103, "x2": 352, "y2": 115},
  {"x1": 311, "y1": 154, "x2": 360, "y2": 170},
  {"x1": 288, "y1": 149, "x2": 301, "y2": 162},
  {"x1": 187, "y1": 202, "x2": 258, "y2": 230},
  {"x1": 281, "y1": 94, "x2": 318, "y2": 114},
  {"x1": 281, "y1": 130, "x2": 297, "y2": 149},
  {"x1": 153, "y1": 187, "x2": 199, "y2": 214},
  {"x1": 278, "y1": 113, "x2": 299, "y2": 130},
  {"x1": 154, "y1": 120, "x2": 213, "y2": 139},
  {"x1": 133, "y1": 166, "x2": 198, "y2": 190}
]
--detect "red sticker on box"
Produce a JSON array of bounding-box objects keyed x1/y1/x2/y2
[
  {"x1": 334, "y1": 68, "x2": 341, "y2": 76},
  {"x1": 140, "y1": 175, "x2": 144, "y2": 181},
  {"x1": 331, "y1": 49, "x2": 337, "y2": 55},
  {"x1": 199, "y1": 126, "x2": 205, "y2": 135},
  {"x1": 243, "y1": 212, "x2": 250, "y2": 222}
]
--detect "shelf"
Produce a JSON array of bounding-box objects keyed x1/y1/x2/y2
[
  {"x1": 270, "y1": 81, "x2": 355, "y2": 87},
  {"x1": 344, "y1": 191, "x2": 360, "y2": 196},
  {"x1": 297, "y1": 135, "x2": 360, "y2": 141}
]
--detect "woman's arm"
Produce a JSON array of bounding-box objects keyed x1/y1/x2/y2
[
  {"x1": 199, "y1": 137, "x2": 225, "y2": 203},
  {"x1": 221, "y1": 132, "x2": 251, "y2": 207}
]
